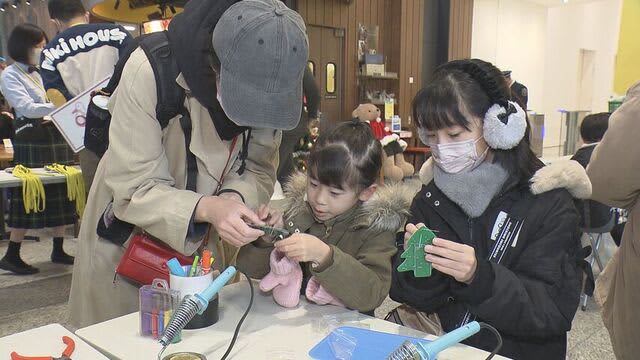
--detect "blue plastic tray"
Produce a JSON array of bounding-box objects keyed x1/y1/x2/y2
[{"x1": 308, "y1": 326, "x2": 431, "y2": 359}]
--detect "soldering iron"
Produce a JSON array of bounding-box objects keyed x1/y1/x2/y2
[
  {"x1": 158, "y1": 266, "x2": 254, "y2": 360},
  {"x1": 386, "y1": 321, "x2": 503, "y2": 360}
]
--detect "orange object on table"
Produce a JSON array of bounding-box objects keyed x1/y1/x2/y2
[
  {"x1": 11, "y1": 335, "x2": 75, "y2": 360},
  {"x1": 201, "y1": 249, "x2": 211, "y2": 275}
]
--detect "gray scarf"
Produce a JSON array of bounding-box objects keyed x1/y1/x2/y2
[{"x1": 434, "y1": 160, "x2": 509, "y2": 218}]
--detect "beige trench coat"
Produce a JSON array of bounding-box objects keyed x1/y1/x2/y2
[
  {"x1": 68, "y1": 48, "x2": 280, "y2": 328},
  {"x1": 587, "y1": 82, "x2": 640, "y2": 360}
]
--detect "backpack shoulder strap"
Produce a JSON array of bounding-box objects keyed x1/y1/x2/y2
[
  {"x1": 101, "y1": 36, "x2": 141, "y2": 96},
  {"x1": 139, "y1": 32, "x2": 197, "y2": 192},
  {"x1": 138, "y1": 31, "x2": 185, "y2": 129}
]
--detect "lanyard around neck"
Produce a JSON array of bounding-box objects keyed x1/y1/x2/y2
[{"x1": 16, "y1": 65, "x2": 50, "y2": 102}]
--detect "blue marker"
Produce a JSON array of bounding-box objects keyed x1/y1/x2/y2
[
  {"x1": 194, "y1": 266, "x2": 237, "y2": 314},
  {"x1": 167, "y1": 258, "x2": 187, "y2": 277},
  {"x1": 158, "y1": 310, "x2": 164, "y2": 336}
]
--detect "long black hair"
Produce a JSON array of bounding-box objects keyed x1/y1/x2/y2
[
  {"x1": 412, "y1": 58, "x2": 543, "y2": 184},
  {"x1": 308, "y1": 120, "x2": 382, "y2": 192}
]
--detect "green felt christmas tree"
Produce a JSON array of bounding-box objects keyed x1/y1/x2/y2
[{"x1": 397, "y1": 226, "x2": 436, "y2": 277}]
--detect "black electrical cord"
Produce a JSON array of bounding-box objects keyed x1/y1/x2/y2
[
  {"x1": 220, "y1": 270, "x2": 254, "y2": 360},
  {"x1": 479, "y1": 322, "x2": 503, "y2": 360}
]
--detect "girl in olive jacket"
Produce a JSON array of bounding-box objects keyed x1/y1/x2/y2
[{"x1": 238, "y1": 121, "x2": 413, "y2": 313}]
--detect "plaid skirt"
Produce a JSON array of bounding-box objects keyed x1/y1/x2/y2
[{"x1": 8, "y1": 126, "x2": 77, "y2": 229}]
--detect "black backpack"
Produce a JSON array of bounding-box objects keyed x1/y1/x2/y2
[
  {"x1": 92, "y1": 31, "x2": 202, "y2": 245},
  {"x1": 84, "y1": 31, "x2": 197, "y2": 191}
]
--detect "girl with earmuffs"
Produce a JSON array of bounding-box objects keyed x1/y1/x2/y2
[{"x1": 389, "y1": 59, "x2": 591, "y2": 360}]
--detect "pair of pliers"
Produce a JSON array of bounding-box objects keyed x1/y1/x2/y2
[
  {"x1": 249, "y1": 224, "x2": 290, "y2": 241},
  {"x1": 11, "y1": 335, "x2": 75, "y2": 360}
]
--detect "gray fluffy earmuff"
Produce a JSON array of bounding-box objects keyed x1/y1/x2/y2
[{"x1": 483, "y1": 101, "x2": 527, "y2": 150}]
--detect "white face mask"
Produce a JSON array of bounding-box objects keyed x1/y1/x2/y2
[
  {"x1": 430, "y1": 136, "x2": 488, "y2": 174},
  {"x1": 29, "y1": 48, "x2": 43, "y2": 66}
]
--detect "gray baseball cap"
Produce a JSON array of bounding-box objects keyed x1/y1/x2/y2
[{"x1": 212, "y1": 0, "x2": 309, "y2": 130}]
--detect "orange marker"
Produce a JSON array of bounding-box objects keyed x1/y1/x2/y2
[{"x1": 202, "y1": 249, "x2": 211, "y2": 275}]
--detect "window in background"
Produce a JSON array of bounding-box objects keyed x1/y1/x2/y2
[{"x1": 326, "y1": 62, "x2": 336, "y2": 94}]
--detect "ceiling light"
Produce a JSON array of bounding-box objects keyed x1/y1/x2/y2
[
  {"x1": 0, "y1": 3, "x2": 6, "y2": 11},
  {"x1": 11, "y1": 0, "x2": 18, "y2": 8},
  {"x1": 123, "y1": 25, "x2": 136, "y2": 31},
  {"x1": 25, "y1": 0, "x2": 30, "y2": 4}
]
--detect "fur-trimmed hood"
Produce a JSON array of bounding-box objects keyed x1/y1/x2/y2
[
  {"x1": 419, "y1": 157, "x2": 592, "y2": 199},
  {"x1": 282, "y1": 172, "x2": 414, "y2": 233}
]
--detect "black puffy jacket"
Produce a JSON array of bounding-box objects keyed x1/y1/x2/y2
[{"x1": 391, "y1": 160, "x2": 590, "y2": 360}]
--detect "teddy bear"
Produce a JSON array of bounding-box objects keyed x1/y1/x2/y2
[{"x1": 351, "y1": 103, "x2": 414, "y2": 181}]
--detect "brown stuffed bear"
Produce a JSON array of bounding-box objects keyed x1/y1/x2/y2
[{"x1": 352, "y1": 104, "x2": 414, "y2": 181}]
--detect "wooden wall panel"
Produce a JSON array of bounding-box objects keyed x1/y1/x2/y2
[
  {"x1": 384, "y1": 0, "x2": 401, "y2": 76},
  {"x1": 298, "y1": 0, "x2": 389, "y2": 120},
  {"x1": 448, "y1": 0, "x2": 473, "y2": 60},
  {"x1": 297, "y1": 0, "x2": 424, "y2": 123},
  {"x1": 397, "y1": 0, "x2": 424, "y2": 126}
]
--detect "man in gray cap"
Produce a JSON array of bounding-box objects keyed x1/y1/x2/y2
[{"x1": 68, "y1": 0, "x2": 309, "y2": 327}]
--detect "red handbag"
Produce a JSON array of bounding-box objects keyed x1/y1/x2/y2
[
  {"x1": 114, "y1": 233, "x2": 196, "y2": 285},
  {"x1": 113, "y1": 136, "x2": 239, "y2": 285}
]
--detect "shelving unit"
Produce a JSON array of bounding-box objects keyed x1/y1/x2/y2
[
  {"x1": 369, "y1": 100, "x2": 398, "y2": 106},
  {"x1": 357, "y1": 71, "x2": 400, "y2": 112},
  {"x1": 357, "y1": 74, "x2": 399, "y2": 80}
]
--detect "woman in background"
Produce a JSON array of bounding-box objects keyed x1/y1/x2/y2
[{"x1": 0, "y1": 23, "x2": 76, "y2": 275}]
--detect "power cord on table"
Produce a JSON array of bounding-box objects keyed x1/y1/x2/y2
[
  {"x1": 479, "y1": 322, "x2": 502, "y2": 360},
  {"x1": 388, "y1": 321, "x2": 503, "y2": 360},
  {"x1": 157, "y1": 268, "x2": 254, "y2": 360},
  {"x1": 220, "y1": 270, "x2": 254, "y2": 360}
]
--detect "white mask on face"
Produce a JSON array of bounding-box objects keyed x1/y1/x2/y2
[
  {"x1": 29, "y1": 48, "x2": 43, "y2": 66},
  {"x1": 430, "y1": 136, "x2": 488, "y2": 174}
]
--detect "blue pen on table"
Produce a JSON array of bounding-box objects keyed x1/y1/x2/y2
[
  {"x1": 189, "y1": 255, "x2": 200, "y2": 277},
  {"x1": 167, "y1": 258, "x2": 187, "y2": 277},
  {"x1": 158, "y1": 309, "x2": 164, "y2": 336}
]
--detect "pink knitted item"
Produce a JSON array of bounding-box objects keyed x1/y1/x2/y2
[
  {"x1": 305, "y1": 276, "x2": 345, "y2": 307},
  {"x1": 259, "y1": 249, "x2": 303, "y2": 308}
]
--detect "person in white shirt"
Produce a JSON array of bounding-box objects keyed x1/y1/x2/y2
[{"x1": 0, "y1": 24, "x2": 76, "y2": 275}]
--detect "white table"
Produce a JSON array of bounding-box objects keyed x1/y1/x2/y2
[
  {"x1": 0, "y1": 166, "x2": 79, "y2": 188},
  {"x1": 76, "y1": 281, "x2": 508, "y2": 360},
  {"x1": 0, "y1": 166, "x2": 81, "y2": 236},
  {"x1": 0, "y1": 323, "x2": 108, "y2": 360}
]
